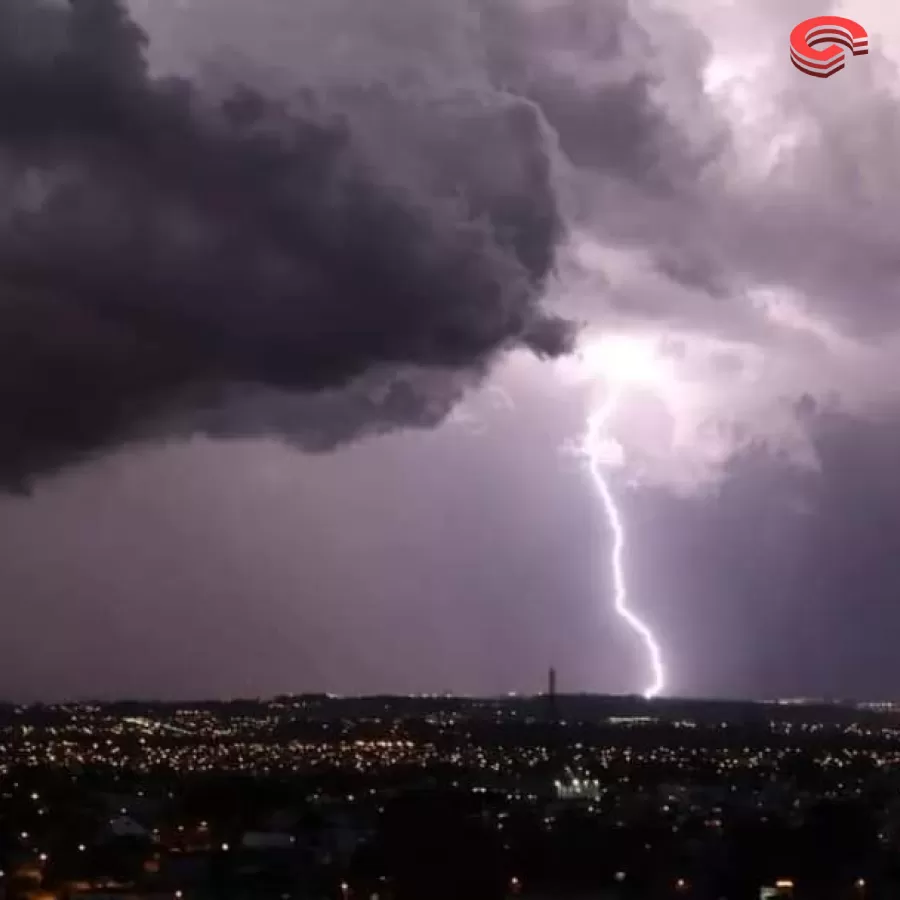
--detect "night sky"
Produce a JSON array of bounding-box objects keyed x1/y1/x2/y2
[{"x1": 1, "y1": 0, "x2": 899, "y2": 702}]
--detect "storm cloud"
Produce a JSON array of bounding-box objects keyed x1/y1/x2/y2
[{"x1": 0, "y1": 0, "x2": 588, "y2": 488}]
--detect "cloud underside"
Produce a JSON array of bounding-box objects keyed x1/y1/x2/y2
[{"x1": 0, "y1": 0, "x2": 580, "y2": 488}]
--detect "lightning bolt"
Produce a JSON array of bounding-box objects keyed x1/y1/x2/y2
[{"x1": 583, "y1": 387, "x2": 665, "y2": 700}]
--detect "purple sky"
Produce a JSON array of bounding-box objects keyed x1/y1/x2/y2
[{"x1": 2, "y1": 0, "x2": 900, "y2": 702}]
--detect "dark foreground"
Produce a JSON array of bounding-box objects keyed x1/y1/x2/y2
[{"x1": 0, "y1": 693, "x2": 898, "y2": 899}]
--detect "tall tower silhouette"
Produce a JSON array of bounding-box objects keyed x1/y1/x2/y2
[
  {"x1": 547, "y1": 667, "x2": 558, "y2": 724},
  {"x1": 545, "y1": 666, "x2": 565, "y2": 794}
]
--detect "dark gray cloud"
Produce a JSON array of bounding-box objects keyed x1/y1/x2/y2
[
  {"x1": 479, "y1": 0, "x2": 719, "y2": 191},
  {"x1": 0, "y1": 0, "x2": 584, "y2": 489}
]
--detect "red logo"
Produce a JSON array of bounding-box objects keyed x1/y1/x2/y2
[{"x1": 790, "y1": 16, "x2": 868, "y2": 78}]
